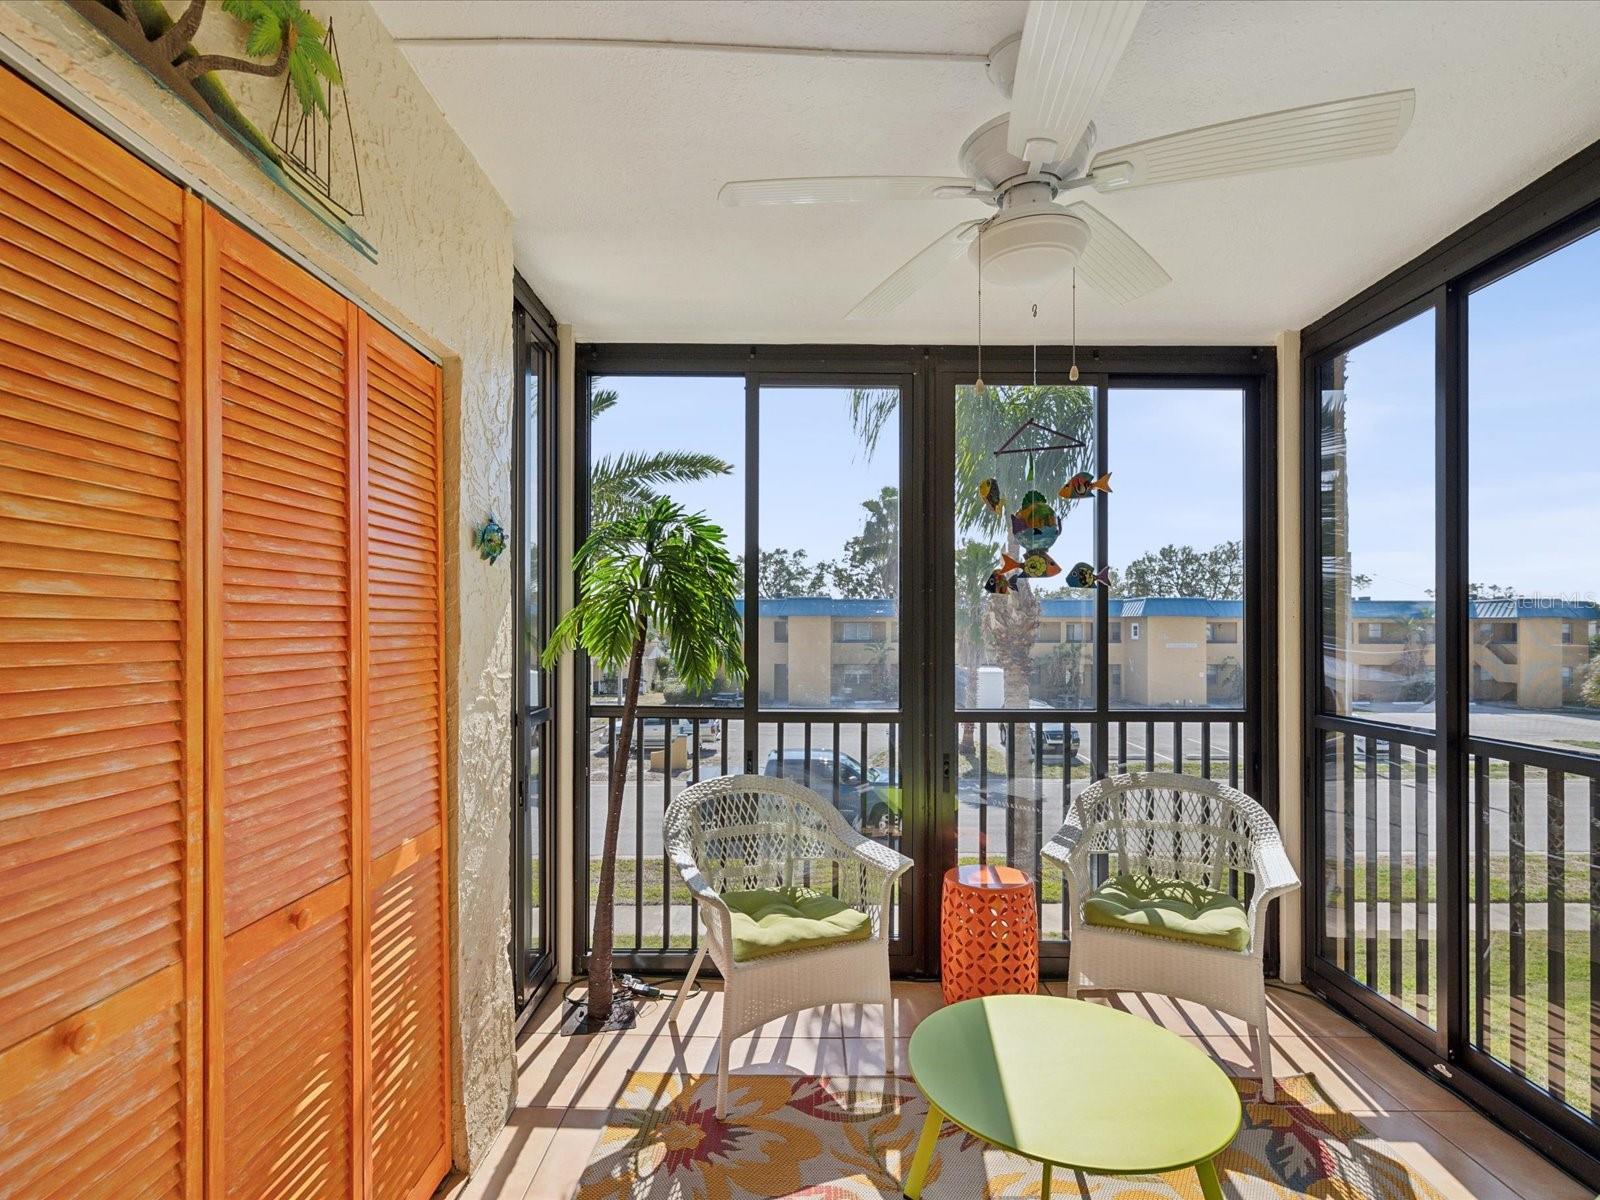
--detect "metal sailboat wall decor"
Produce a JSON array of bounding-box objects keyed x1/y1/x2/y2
[{"x1": 270, "y1": 18, "x2": 365, "y2": 225}]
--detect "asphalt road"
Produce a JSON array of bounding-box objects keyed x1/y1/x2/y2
[{"x1": 583, "y1": 707, "x2": 1600, "y2": 865}]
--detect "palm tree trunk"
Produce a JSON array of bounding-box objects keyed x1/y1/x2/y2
[
  {"x1": 588, "y1": 623, "x2": 646, "y2": 1028},
  {"x1": 178, "y1": 40, "x2": 289, "y2": 81},
  {"x1": 150, "y1": 0, "x2": 207, "y2": 63}
]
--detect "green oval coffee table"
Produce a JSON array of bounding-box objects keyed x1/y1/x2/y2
[{"x1": 903, "y1": 994, "x2": 1241, "y2": 1200}]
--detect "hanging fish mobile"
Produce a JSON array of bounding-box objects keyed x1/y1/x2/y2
[
  {"x1": 983, "y1": 486, "x2": 1063, "y2": 591},
  {"x1": 979, "y1": 474, "x2": 1113, "y2": 594}
]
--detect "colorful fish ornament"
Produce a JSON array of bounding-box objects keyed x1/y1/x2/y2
[
  {"x1": 984, "y1": 553, "x2": 1024, "y2": 594},
  {"x1": 1021, "y1": 550, "x2": 1061, "y2": 578},
  {"x1": 1059, "y1": 471, "x2": 1113, "y2": 500},
  {"x1": 1064, "y1": 561, "x2": 1112, "y2": 589},
  {"x1": 1011, "y1": 489, "x2": 1061, "y2": 554},
  {"x1": 978, "y1": 477, "x2": 1005, "y2": 517}
]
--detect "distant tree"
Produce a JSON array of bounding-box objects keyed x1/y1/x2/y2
[
  {"x1": 1393, "y1": 610, "x2": 1435, "y2": 682},
  {"x1": 758, "y1": 548, "x2": 829, "y2": 598},
  {"x1": 1467, "y1": 583, "x2": 1519, "y2": 600},
  {"x1": 834, "y1": 486, "x2": 898, "y2": 599},
  {"x1": 1037, "y1": 641, "x2": 1090, "y2": 706},
  {"x1": 1116, "y1": 540, "x2": 1243, "y2": 599},
  {"x1": 1583, "y1": 636, "x2": 1600, "y2": 707},
  {"x1": 1351, "y1": 572, "x2": 1374, "y2": 591},
  {"x1": 1210, "y1": 656, "x2": 1245, "y2": 704}
]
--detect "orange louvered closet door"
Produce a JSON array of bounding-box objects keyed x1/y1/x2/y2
[
  {"x1": 204, "y1": 209, "x2": 358, "y2": 1200},
  {"x1": 0, "y1": 71, "x2": 203, "y2": 1200},
  {"x1": 3, "y1": 67, "x2": 450, "y2": 1200},
  {"x1": 361, "y1": 314, "x2": 451, "y2": 1200}
]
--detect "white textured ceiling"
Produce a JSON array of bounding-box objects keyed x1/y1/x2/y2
[{"x1": 372, "y1": 0, "x2": 1600, "y2": 344}]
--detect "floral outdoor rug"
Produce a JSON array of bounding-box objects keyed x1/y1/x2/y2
[{"x1": 572, "y1": 1071, "x2": 1443, "y2": 1200}]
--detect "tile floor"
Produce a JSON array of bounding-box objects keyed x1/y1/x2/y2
[{"x1": 439, "y1": 980, "x2": 1592, "y2": 1200}]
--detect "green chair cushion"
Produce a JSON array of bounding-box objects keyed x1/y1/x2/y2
[
  {"x1": 1081, "y1": 873, "x2": 1251, "y2": 952},
  {"x1": 722, "y1": 886, "x2": 873, "y2": 962}
]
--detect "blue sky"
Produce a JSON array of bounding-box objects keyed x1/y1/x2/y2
[
  {"x1": 590, "y1": 224, "x2": 1595, "y2": 606},
  {"x1": 1334, "y1": 226, "x2": 1599, "y2": 601},
  {"x1": 590, "y1": 378, "x2": 1243, "y2": 589}
]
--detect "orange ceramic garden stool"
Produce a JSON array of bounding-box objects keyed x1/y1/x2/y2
[{"x1": 939, "y1": 865, "x2": 1039, "y2": 1003}]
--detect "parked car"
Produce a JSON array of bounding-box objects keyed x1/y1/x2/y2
[
  {"x1": 762, "y1": 748, "x2": 900, "y2": 836},
  {"x1": 997, "y1": 701, "x2": 1082, "y2": 761}
]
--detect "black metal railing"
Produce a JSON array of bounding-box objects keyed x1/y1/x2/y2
[
  {"x1": 957, "y1": 711, "x2": 1246, "y2": 941},
  {"x1": 582, "y1": 708, "x2": 905, "y2": 960},
  {"x1": 582, "y1": 706, "x2": 1250, "y2": 964},
  {"x1": 1469, "y1": 738, "x2": 1600, "y2": 1116},
  {"x1": 1316, "y1": 722, "x2": 1439, "y2": 1028}
]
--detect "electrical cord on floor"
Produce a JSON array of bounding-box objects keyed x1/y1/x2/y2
[{"x1": 561, "y1": 973, "x2": 702, "y2": 1009}]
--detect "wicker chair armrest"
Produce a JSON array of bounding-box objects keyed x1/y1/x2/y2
[
  {"x1": 1252, "y1": 836, "x2": 1300, "y2": 897},
  {"x1": 1243, "y1": 837, "x2": 1299, "y2": 952},
  {"x1": 667, "y1": 848, "x2": 734, "y2": 940},
  {"x1": 846, "y1": 833, "x2": 913, "y2": 884},
  {"x1": 1040, "y1": 820, "x2": 1096, "y2": 930}
]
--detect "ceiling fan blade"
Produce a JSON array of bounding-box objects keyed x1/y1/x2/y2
[
  {"x1": 720, "y1": 176, "x2": 979, "y2": 206},
  {"x1": 847, "y1": 220, "x2": 986, "y2": 320},
  {"x1": 1088, "y1": 89, "x2": 1416, "y2": 191},
  {"x1": 1006, "y1": 0, "x2": 1145, "y2": 167},
  {"x1": 1062, "y1": 203, "x2": 1169, "y2": 304}
]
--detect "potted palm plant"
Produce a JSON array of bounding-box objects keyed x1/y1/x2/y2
[{"x1": 544, "y1": 496, "x2": 745, "y2": 1031}]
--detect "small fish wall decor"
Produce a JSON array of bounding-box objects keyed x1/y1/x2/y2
[
  {"x1": 1059, "y1": 471, "x2": 1112, "y2": 500},
  {"x1": 1065, "y1": 561, "x2": 1112, "y2": 589},
  {"x1": 473, "y1": 515, "x2": 507, "y2": 564}
]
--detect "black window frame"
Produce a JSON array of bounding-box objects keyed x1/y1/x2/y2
[
  {"x1": 1301, "y1": 135, "x2": 1600, "y2": 1189},
  {"x1": 511, "y1": 275, "x2": 559, "y2": 1016},
  {"x1": 574, "y1": 343, "x2": 1275, "y2": 979}
]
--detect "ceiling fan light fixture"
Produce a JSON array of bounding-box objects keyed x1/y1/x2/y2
[
  {"x1": 969, "y1": 211, "x2": 1090, "y2": 288},
  {"x1": 1090, "y1": 161, "x2": 1135, "y2": 190}
]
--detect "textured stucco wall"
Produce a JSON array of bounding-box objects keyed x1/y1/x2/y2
[{"x1": 0, "y1": 0, "x2": 516, "y2": 1169}]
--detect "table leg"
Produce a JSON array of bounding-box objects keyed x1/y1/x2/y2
[
  {"x1": 1195, "y1": 1157, "x2": 1224, "y2": 1200},
  {"x1": 1040, "y1": 1162, "x2": 1052, "y2": 1200},
  {"x1": 902, "y1": 1104, "x2": 944, "y2": 1199}
]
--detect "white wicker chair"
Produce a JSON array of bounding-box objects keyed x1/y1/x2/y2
[
  {"x1": 664, "y1": 774, "x2": 913, "y2": 1117},
  {"x1": 1041, "y1": 771, "x2": 1299, "y2": 1100}
]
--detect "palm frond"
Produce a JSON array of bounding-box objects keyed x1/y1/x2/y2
[
  {"x1": 593, "y1": 449, "x2": 733, "y2": 490},
  {"x1": 545, "y1": 497, "x2": 746, "y2": 692},
  {"x1": 848, "y1": 388, "x2": 900, "y2": 460}
]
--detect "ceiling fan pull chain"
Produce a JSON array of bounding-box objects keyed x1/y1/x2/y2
[
  {"x1": 975, "y1": 225, "x2": 986, "y2": 390},
  {"x1": 1069, "y1": 267, "x2": 1080, "y2": 383},
  {"x1": 1031, "y1": 303, "x2": 1038, "y2": 386}
]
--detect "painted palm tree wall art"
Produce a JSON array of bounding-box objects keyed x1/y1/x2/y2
[{"x1": 72, "y1": 0, "x2": 374, "y2": 258}]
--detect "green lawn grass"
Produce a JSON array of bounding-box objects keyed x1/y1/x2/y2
[
  {"x1": 1344, "y1": 855, "x2": 1587, "y2": 904},
  {"x1": 1341, "y1": 925, "x2": 1594, "y2": 1114}
]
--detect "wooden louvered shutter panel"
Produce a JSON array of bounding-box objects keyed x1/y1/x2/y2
[
  {"x1": 362, "y1": 314, "x2": 450, "y2": 1200},
  {"x1": 205, "y1": 209, "x2": 357, "y2": 1200},
  {"x1": 0, "y1": 71, "x2": 202, "y2": 1200}
]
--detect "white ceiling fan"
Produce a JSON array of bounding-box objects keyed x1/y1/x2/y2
[{"x1": 719, "y1": 0, "x2": 1415, "y2": 319}]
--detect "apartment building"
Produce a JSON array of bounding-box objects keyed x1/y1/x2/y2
[
  {"x1": 746, "y1": 597, "x2": 1599, "y2": 710},
  {"x1": 1331, "y1": 598, "x2": 1600, "y2": 708}
]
